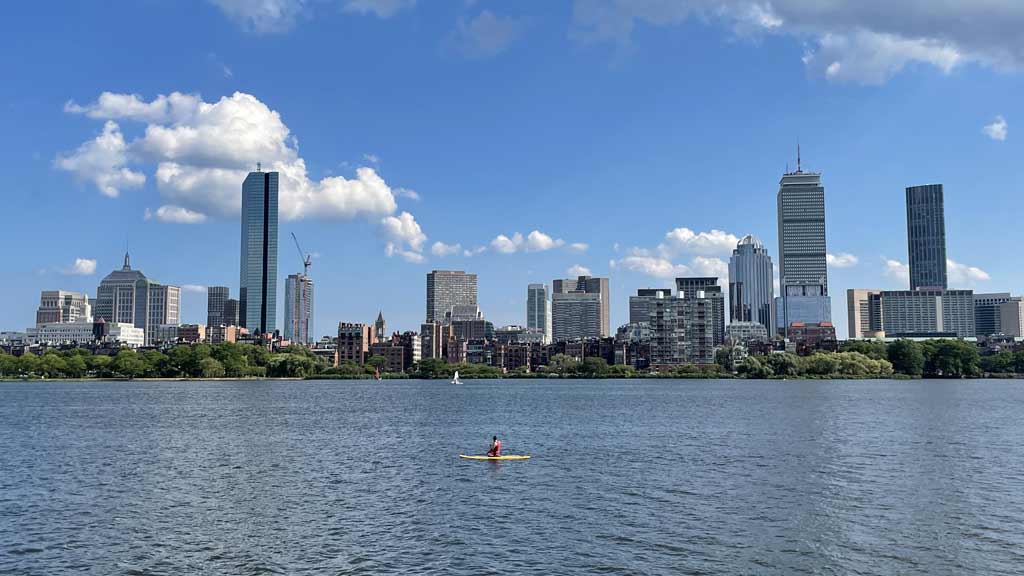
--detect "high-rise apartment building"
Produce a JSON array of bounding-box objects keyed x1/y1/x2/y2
[
  {"x1": 629, "y1": 288, "x2": 672, "y2": 324},
  {"x1": 526, "y1": 283, "x2": 552, "y2": 343},
  {"x1": 35, "y1": 290, "x2": 92, "y2": 325},
  {"x1": 728, "y1": 235, "x2": 774, "y2": 330},
  {"x1": 336, "y1": 323, "x2": 375, "y2": 366},
  {"x1": 552, "y1": 276, "x2": 610, "y2": 340},
  {"x1": 239, "y1": 168, "x2": 278, "y2": 335},
  {"x1": 207, "y1": 286, "x2": 229, "y2": 327},
  {"x1": 846, "y1": 289, "x2": 883, "y2": 339},
  {"x1": 879, "y1": 289, "x2": 975, "y2": 337},
  {"x1": 284, "y1": 274, "x2": 314, "y2": 344},
  {"x1": 426, "y1": 270, "x2": 477, "y2": 324},
  {"x1": 94, "y1": 253, "x2": 180, "y2": 345},
  {"x1": 973, "y1": 293, "x2": 1011, "y2": 337},
  {"x1": 777, "y1": 155, "x2": 830, "y2": 329},
  {"x1": 999, "y1": 299, "x2": 1024, "y2": 337},
  {"x1": 906, "y1": 184, "x2": 947, "y2": 290},
  {"x1": 222, "y1": 298, "x2": 240, "y2": 327},
  {"x1": 674, "y1": 277, "x2": 726, "y2": 346}
]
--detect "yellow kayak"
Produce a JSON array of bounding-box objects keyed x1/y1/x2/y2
[{"x1": 459, "y1": 454, "x2": 531, "y2": 461}]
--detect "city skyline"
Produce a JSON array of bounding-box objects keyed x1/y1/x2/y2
[{"x1": 3, "y1": 2, "x2": 1019, "y2": 339}]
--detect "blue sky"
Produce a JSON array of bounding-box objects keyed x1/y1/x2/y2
[{"x1": 2, "y1": 0, "x2": 1022, "y2": 339}]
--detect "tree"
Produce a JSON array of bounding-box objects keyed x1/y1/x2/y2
[
  {"x1": 887, "y1": 340, "x2": 924, "y2": 376},
  {"x1": 199, "y1": 356, "x2": 225, "y2": 378},
  {"x1": 0, "y1": 352, "x2": 17, "y2": 377},
  {"x1": 840, "y1": 340, "x2": 888, "y2": 360},
  {"x1": 578, "y1": 357, "x2": 609, "y2": 377},
  {"x1": 922, "y1": 340, "x2": 980, "y2": 378},
  {"x1": 88, "y1": 354, "x2": 113, "y2": 377},
  {"x1": 365, "y1": 355, "x2": 388, "y2": 373},
  {"x1": 737, "y1": 356, "x2": 772, "y2": 379},
  {"x1": 544, "y1": 354, "x2": 579, "y2": 376},
  {"x1": 112, "y1": 350, "x2": 146, "y2": 379},
  {"x1": 38, "y1": 352, "x2": 69, "y2": 378},
  {"x1": 605, "y1": 364, "x2": 636, "y2": 378},
  {"x1": 64, "y1": 354, "x2": 87, "y2": 378}
]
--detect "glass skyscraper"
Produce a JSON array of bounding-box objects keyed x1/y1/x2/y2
[
  {"x1": 728, "y1": 235, "x2": 774, "y2": 330},
  {"x1": 239, "y1": 169, "x2": 278, "y2": 335},
  {"x1": 906, "y1": 184, "x2": 947, "y2": 290},
  {"x1": 526, "y1": 283, "x2": 552, "y2": 343}
]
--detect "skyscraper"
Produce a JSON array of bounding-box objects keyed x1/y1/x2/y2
[
  {"x1": 906, "y1": 184, "x2": 947, "y2": 290},
  {"x1": 846, "y1": 288, "x2": 883, "y2": 339},
  {"x1": 553, "y1": 276, "x2": 610, "y2": 338},
  {"x1": 426, "y1": 270, "x2": 477, "y2": 323},
  {"x1": 728, "y1": 235, "x2": 774, "y2": 330},
  {"x1": 284, "y1": 274, "x2": 314, "y2": 344},
  {"x1": 222, "y1": 298, "x2": 240, "y2": 327},
  {"x1": 629, "y1": 288, "x2": 672, "y2": 325},
  {"x1": 239, "y1": 167, "x2": 278, "y2": 335},
  {"x1": 526, "y1": 283, "x2": 552, "y2": 343},
  {"x1": 207, "y1": 286, "x2": 229, "y2": 327},
  {"x1": 95, "y1": 253, "x2": 180, "y2": 345},
  {"x1": 777, "y1": 151, "x2": 830, "y2": 329}
]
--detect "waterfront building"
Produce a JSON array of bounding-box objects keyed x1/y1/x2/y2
[
  {"x1": 336, "y1": 323, "x2": 375, "y2": 366},
  {"x1": 974, "y1": 293, "x2": 1012, "y2": 337},
  {"x1": 207, "y1": 286, "x2": 229, "y2": 327},
  {"x1": 728, "y1": 235, "x2": 774, "y2": 330},
  {"x1": 239, "y1": 168, "x2": 279, "y2": 335},
  {"x1": 208, "y1": 324, "x2": 245, "y2": 344},
  {"x1": 526, "y1": 283, "x2": 552, "y2": 344},
  {"x1": 397, "y1": 331, "x2": 422, "y2": 368},
  {"x1": 284, "y1": 274, "x2": 314, "y2": 344},
  {"x1": 495, "y1": 325, "x2": 547, "y2": 345},
  {"x1": 420, "y1": 322, "x2": 447, "y2": 360},
  {"x1": 179, "y1": 324, "x2": 205, "y2": 343},
  {"x1": 880, "y1": 289, "x2": 975, "y2": 337},
  {"x1": 846, "y1": 289, "x2": 883, "y2": 339},
  {"x1": 999, "y1": 299, "x2": 1024, "y2": 337},
  {"x1": 27, "y1": 319, "x2": 144, "y2": 348},
  {"x1": 726, "y1": 322, "x2": 769, "y2": 345},
  {"x1": 786, "y1": 322, "x2": 838, "y2": 352},
  {"x1": 94, "y1": 253, "x2": 180, "y2": 345},
  {"x1": 426, "y1": 270, "x2": 477, "y2": 324},
  {"x1": 777, "y1": 154, "x2": 830, "y2": 329},
  {"x1": 222, "y1": 298, "x2": 240, "y2": 327},
  {"x1": 629, "y1": 288, "x2": 672, "y2": 325},
  {"x1": 369, "y1": 341, "x2": 406, "y2": 373},
  {"x1": 552, "y1": 276, "x2": 610, "y2": 339},
  {"x1": 675, "y1": 277, "x2": 726, "y2": 346},
  {"x1": 36, "y1": 290, "x2": 92, "y2": 325},
  {"x1": 906, "y1": 184, "x2": 947, "y2": 290}
]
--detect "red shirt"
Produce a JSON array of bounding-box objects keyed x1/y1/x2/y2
[{"x1": 490, "y1": 440, "x2": 502, "y2": 456}]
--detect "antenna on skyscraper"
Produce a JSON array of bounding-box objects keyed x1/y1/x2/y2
[
  {"x1": 257, "y1": 161, "x2": 262, "y2": 172},
  {"x1": 796, "y1": 142, "x2": 802, "y2": 173}
]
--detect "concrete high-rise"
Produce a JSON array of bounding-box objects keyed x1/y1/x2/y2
[
  {"x1": 777, "y1": 152, "x2": 830, "y2": 329},
  {"x1": 222, "y1": 298, "x2": 240, "y2": 327},
  {"x1": 906, "y1": 184, "x2": 947, "y2": 290},
  {"x1": 526, "y1": 284, "x2": 552, "y2": 343},
  {"x1": 675, "y1": 277, "x2": 726, "y2": 346},
  {"x1": 629, "y1": 288, "x2": 672, "y2": 325},
  {"x1": 36, "y1": 291, "x2": 92, "y2": 325},
  {"x1": 94, "y1": 253, "x2": 180, "y2": 345},
  {"x1": 426, "y1": 270, "x2": 477, "y2": 324},
  {"x1": 207, "y1": 286, "x2": 229, "y2": 327},
  {"x1": 728, "y1": 235, "x2": 774, "y2": 330},
  {"x1": 879, "y1": 289, "x2": 975, "y2": 337},
  {"x1": 239, "y1": 168, "x2": 279, "y2": 335},
  {"x1": 552, "y1": 276, "x2": 610, "y2": 340},
  {"x1": 846, "y1": 289, "x2": 883, "y2": 339},
  {"x1": 284, "y1": 274, "x2": 314, "y2": 344},
  {"x1": 974, "y1": 293, "x2": 1012, "y2": 337}
]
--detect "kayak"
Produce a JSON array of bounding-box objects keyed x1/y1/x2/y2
[{"x1": 459, "y1": 454, "x2": 531, "y2": 461}]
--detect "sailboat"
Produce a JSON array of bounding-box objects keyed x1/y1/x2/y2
[
  {"x1": 375, "y1": 367, "x2": 382, "y2": 382},
  {"x1": 451, "y1": 370, "x2": 462, "y2": 385}
]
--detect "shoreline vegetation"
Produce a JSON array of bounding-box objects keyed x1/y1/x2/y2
[{"x1": 2, "y1": 339, "x2": 1023, "y2": 382}]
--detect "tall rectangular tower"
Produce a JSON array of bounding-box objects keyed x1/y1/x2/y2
[
  {"x1": 777, "y1": 155, "x2": 829, "y2": 329},
  {"x1": 906, "y1": 184, "x2": 947, "y2": 290},
  {"x1": 426, "y1": 270, "x2": 478, "y2": 323},
  {"x1": 526, "y1": 283, "x2": 552, "y2": 343},
  {"x1": 239, "y1": 169, "x2": 279, "y2": 335},
  {"x1": 207, "y1": 286, "x2": 229, "y2": 327},
  {"x1": 284, "y1": 274, "x2": 314, "y2": 344}
]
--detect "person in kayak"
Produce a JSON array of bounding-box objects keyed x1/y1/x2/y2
[{"x1": 487, "y1": 435, "x2": 502, "y2": 457}]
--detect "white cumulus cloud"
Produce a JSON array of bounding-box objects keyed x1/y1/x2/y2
[
  {"x1": 827, "y1": 252, "x2": 859, "y2": 268},
  {"x1": 947, "y1": 258, "x2": 990, "y2": 285},
  {"x1": 882, "y1": 258, "x2": 910, "y2": 284},
  {"x1": 181, "y1": 284, "x2": 207, "y2": 293},
  {"x1": 611, "y1": 254, "x2": 691, "y2": 279},
  {"x1": 566, "y1": 264, "x2": 593, "y2": 277},
  {"x1": 491, "y1": 232, "x2": 524, "y2": 254},
  {"x1": 62, "y1": 258, "x2": 98, "y2": 276},
  {"x1": 54, "y1": 121, "x2": 145, "y2": 198},
  {"x1": 489, "y1": 230, "x2": 569, "y2": 254},
  {"x1": 431, "y1": 241, "x2": 462, "y2": 257},
  {"x1": 448, "y1": 10, "x2": 524, "y2": 59},
  {"x1": 526, "y1": 230, "x2": 565, "y2": 252},
  {"x1": 381, "y1": 211, "x2": 427, "y2": 262},
  {"x1": 145, "y1": 205, "x2": 208, "y2": 224},
  {"x1": 983, "y1": 115, "x2": 1008, "y2": 141},
  {"x1": 691, "y1": 256, "x2": 729, "y2": 278},
  {"x1": 658, "y1": 227, "x2": 739, "y2": 258},
  {"x1": 568, "y1": 242, "x2": 589, "y2": 253}
]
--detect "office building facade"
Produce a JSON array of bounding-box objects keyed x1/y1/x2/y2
[
  {"x1": 552, "y1": 276, "x2": 610, "y2": 340},
  {"x1": 36, "y1": 290, "x2": 92, "y2": 325},
  {"x1": 675, "y1": 277, "x2": 726, "y2": 346},
  {"x1": 880, "y1": 289, "x2": 975, "y2": 337},
  {"x1": 526, "y1": 283, "x2": 552, "y2": 344},
  {"x1": 426, "y1": 270, "x2": 478, "y2": 324},
  {"x1": 906, "y1": 184, "x2": 947, "y2": 290},
  {"x1": 222, "y1": 298, "x2": 240, "y2": 327},
  {"x1": 629, "y1": 288, "x2": 672, "y2": 325},
  {"x1": 284, "y1": 274, "x2": 314, "y2": 344},
  {"x1": 728, "y1": 235, "x2": 774, "y2": 331},
  {"x1": 239, "y1": 168, "x2": 279, "y2": 334},
  {"x1": 336, "y1": 323, "x2": 375, "y2": 366},
  {"x1": 974, "y1": 293, "x2": 1012, "y2": 337},
  {"x1": 846, "y1": 289, "x2": 883, "y2": 339},
  {"x1": 777, "y1": 162, "x2": 829, "y2": 329},
  {"x1": 207, "y1": 286, "x2": 229, "y2": 327},
  {"x1": 94, "y1": 253, "x2": 180, "y2": 345}
]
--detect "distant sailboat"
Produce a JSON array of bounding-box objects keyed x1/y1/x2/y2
[
  {"x1": 452, "y1": 370, "x2": 462, "y2": 385},
  {"x1": 375, "y1": 367, "x2": 382, "y2": 382}
]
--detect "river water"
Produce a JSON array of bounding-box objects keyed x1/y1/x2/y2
[{"x1": 2, "y1": 379, "x2": 1023, "y2": 575}]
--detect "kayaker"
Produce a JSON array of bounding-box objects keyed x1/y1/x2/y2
[{"x1": 487, "y1": 435, "x2": 502, "y2": 457}]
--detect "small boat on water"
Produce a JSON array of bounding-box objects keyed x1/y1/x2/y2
[
  {"x1": 451, "y1": 370, "x2": 462, "y2": 385},
  {"x1": 459, "y1": 454, "x2": 530, "y2": 461},
  {"x1": 375, "y1": 367, "x2": 382, "y2": 382}
]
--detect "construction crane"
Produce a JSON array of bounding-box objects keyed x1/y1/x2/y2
[{"x1": 291, "y1": 232, "x2": 312, "y2": 276}]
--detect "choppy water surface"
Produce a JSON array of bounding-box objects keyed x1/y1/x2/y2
[{"x1": 2, "y1": 379, "x2": 1024, "y2": 575}]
